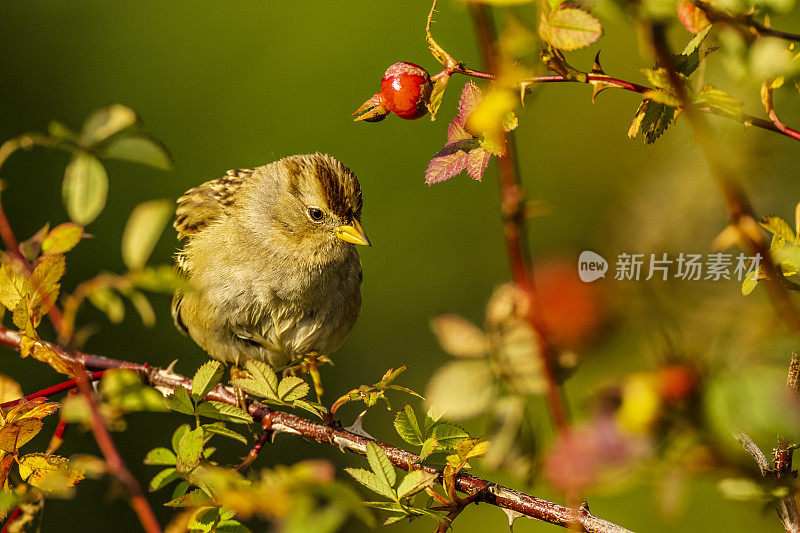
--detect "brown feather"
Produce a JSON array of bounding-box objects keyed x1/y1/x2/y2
[{"x1": 173, "y1": 168, "x2": 252, "y2": 239}]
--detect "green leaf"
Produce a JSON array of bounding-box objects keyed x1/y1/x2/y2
[
  {"x1": 126, "y1": 290, "x2": 156, "y2": 327},
  {"x1": 176, "y1": 427, "x2": 204, "y2": 473},
  {"x1": 717, "y1": 478, "x2": 767, "y2": 501},
  {"x1": 192, "y1": 360, "x2": 224, "y2": 402},
  {"x1": 278, "y1": 376, "x2": 310, "y2": 402},
  {"x1": 165, "y1": 387, "x2": 195, "y2": 415},
  {"x1": 419, "y1": 438, "x2": 438, "y2": 462},
  {"x1": 695, "y1": 85, "x2": 743, "y2": 118},
  {"x1": 195, "y1": 401, "x2": 252, "y2": 424},
  {"x1": 628, "y1": 98, "x2": 675, "y2": 144},
  {"x1": 41, "y1": 223, "x2": 83, "y2": 254},
  {"x1": 247, "y1": 360, "x2": 279, "y2": 393},
  {"x1": 100, "y1": 368, "x2": 167, "y2": 412},
  {"x1": 81, "y1": 104, "x2": 139, "y2": 145},
  {"x1": 143, "y1": 447, "x2": 177, "y2": 466},
  {"x1": 344, "y1": 468, "x2": 397, "y2": 500},
  {"x1": 425, "y1": 360, "x2": 495, "y2": 420},
  {"x1": 62, "y1": 153, "x2": 108, "y2": 225},
  {"x1": 396, "y1": 470, "x2": 437, "y2": 498},
  {"x1": 538, "y1": 9, "x2": 602, "y2": 51},
  {"x1": 164, "y1": 488, "x2": 211, "y2": 508},
  {"x1": 394, "y1": 405, "x2": 423, "y2": 446},
  {"x1": 742, "y1": 275, "x2": 759, "y2": 295},
  {"x1": 172, "y1": 424, "x2": 191, "y2": 453},
  {"x1": 88, "y1": 288, "x2": 125, "y2": 324},
  {"x1": 292, "y1": 399, "x2": 326, "y2": 418},
  {"x1": 149, "y1": 467, "x2": 180, "y2": 492},
  {"x1": 202, "y1": 423, "x2": 248, "y2": 444},
  {"x1": 430, "y1": 314, "x2": 488, "y2": 358},
  {"x1": 102, "y1": 133, "x2": 172, "y2": 170},
  {"x1": 366, "y1": 441, "x2": 396, "y2": 488},
  {"x1": 122, "y1": 199, "x2": 172, "y2": 270},
  {"x1": 129, "y1": 265, "x2": 183, "y2": 293},
  {"x1": 430, "y1": 424, "x2": 470, "y2": 450},
  {"x1": 47, "y1": 120, "x2": 78, "y2": 142},
  {"x1": 761, "y1": 216, "x2": 796, "y2": 243},
  {"x1": 423, "y1": 405, "x2": 445, "y2": 433}
]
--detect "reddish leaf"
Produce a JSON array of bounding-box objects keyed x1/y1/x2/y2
[
  {"x1": 425, "y1": 148, "x2": 469, "y2": 186},
  {"x1": 466, "y1": 148, "x2": 491, "y2": 181}
]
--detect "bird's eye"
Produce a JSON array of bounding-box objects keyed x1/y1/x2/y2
[{"x1": 307, "y1": 206, "x2": 324, "y2": 223}]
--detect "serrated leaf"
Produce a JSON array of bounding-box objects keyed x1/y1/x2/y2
[
  {"x1": 431, "y1": 314, "x2": 489, "y2": 357},
  {"x1": 202, "y1": 423, "x2": 248, "y2": 444},
  {"x1": 278, "y1": 376, "x2": 310, "y2": 402},
  {"x1": 149, "y1": 467, "x2": 180, "y2": 492},
  {"x1": 396, "y1": 470, "x2": 437, "y2": 498},
  {"x1": 143, "y1": 447, "x2": 177, "y2": 466},
  {"x1": 19, "y1": 336, "x2": 77, "y2": 376},
  {"x1": 176, "y1": 427, "x2": 204, "y2": 473},
  {"x1": 628, "y1": 98, "x2": 675, "y2": 144},
  {"x1": 195, "y1": 401, "x2": 252, "y2": 424},
  {"x1": 0, "y1": 419, "x2": 43, "y2": 452},
  {"x1": 538, "y1": 9, "x2": 602, "y2": 51},
  {"x1": 419, "y1": 437, "x2": 439, "y2": 461},
  {"x1": 695, "y1": 85, "x2": 743, "y2": 118},
  {"x1": 245, "y1": 360, "x2": 279, "y2": 396},
  {"x1": 430, "y1": 424, "x2": 470, "y2": 450},
  {"x1": 394, "y1": 405, "x2": 423, "y2": 446},
  {"x1": 425, "y1": 145, "x2": 470, "y2": 185},
  {"x1": 366, "y1": 441, "x2": 396, "y2": 488},
  {"x1": 345, "y1": 468, "x2": 397, "y2": 500},
  {"x1": 165, "y1": 387, "x2": 195, "y2": 415},
  {"x1": 742, "y1": 275, "x2": 759, "y2": 295},
  {"x1": 62, "y1": 153, "x2": 108, "y2": 225},
  {"x1": 761, "y1": 216, "x2": 795, "y2": 242},
  {"x1": 41, "y1": 223, "x2": 83, "y2": 254},
  {"x1": 0, "y1": 265, "x2": 31, "y2": 310},
  {"x1": 17, "y1": 453, "x2": 84, "y2": 491},
  {"x1": 102, "y1": 133, "x2": 172, "y2": 170},
  {"x1": 172, "y1": 424, "x2": 191, "y2": 453},
  {"x1": 192, "y1": 360, "x2": 224, "y2": 402},
  {"x1": 81, "y1": 104, "x2": 139, "y2": 145},
  {"x1": 88, "y1": 288, "x2": 125, "y2": 324},
  {"x1": 164, "y1": 488, "x2": 211, "y2": 508},
  {"x1": 122, "y1": 199, "x2": 172, "y2": 270}
]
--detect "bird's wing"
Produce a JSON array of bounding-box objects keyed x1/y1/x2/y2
[{"x1": 173, "y1": 168, "x2": 253, "y2": 239}]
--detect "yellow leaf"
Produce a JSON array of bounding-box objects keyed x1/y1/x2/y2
[
  {"x1": 0, "y1": 420, "x2": 43, "y2": 452},
  {"x1": 430, "y1": 314, "x2": 488, "y2": 358},
  {"x1": 30, "y1": 254, "x2": 65, "y2": 315},
  {"x1": 42, "y1": 223, "x2": 83, "y2": 255},
  {"x1": 0, "y1": 453, "x2": 13, "y2": 488},
  {"x1": 0, "y1": 375, "x2": 22, "y2": 405},
  {"x1": 6, "y1": 398, "x2": 60, "y2": 422},
  {"x1": 0, "y1": 265, "x2": 31, "y2": 310},
  {"x1": 17, "y1": 453, "x2": 85, "y2": 492}
]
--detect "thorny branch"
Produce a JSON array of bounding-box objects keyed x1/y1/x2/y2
[
  {"x1": 425, "y1": 0, "x2": 800, "y2": 142},
  {"x1": 0, "y1": 138, "x2": 161, "y2": 533},
  {"x1": 645, "y1": 20, "x2": 800, "y2": 533},
  {"x1": 735, "y1": 352, "x2": 800, "y2": 533},
  {"x1": 0, "y1": 325, "x2": 634, "y2": 533},
  {"x1": 693, "y1": 0, "x2": 800, "y2": 43}
]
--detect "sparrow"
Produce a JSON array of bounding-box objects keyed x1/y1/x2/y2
[{"x1": 171, "y1": 153, "x2": 370, "y2": 371}]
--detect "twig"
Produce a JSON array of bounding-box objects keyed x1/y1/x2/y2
[
  {"x1": 693, "y1": 0, "x2": 800, "y2": 42},
  {"x1": 0, "y1": 325, "x2": 633, "y2": 533},
  {"x1": 467, "y1": 3, "x2": 570, "y2": 434},
  {"x1": 645, "y1": 22, "x2": 800, "y2": 335},
  {"x1": 73, "y1": 369, "x2": 162, "y2": 533},
  {"x1": 0, "y1": 371, "x2": 105, "y2": 408},
  {"x1": 424, "y1": 0, "x2": 800, "y2": 143},
  {"x1": 648, "y1": 22, "x2": 800, "y2": 531}
]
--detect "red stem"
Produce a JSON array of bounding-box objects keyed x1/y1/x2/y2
[
  {"x1": 468, "y1": 3, "x2": 570, "y2": 434},
  {"x1": 1, "y1": 508, "x2": 21, "y2": 533},
  {"x1": 0, "y1": 325, "x2": 632, "y2": 532},
  {"x1": 0, "y1": 371, "x2": 105, "y2": 408}
]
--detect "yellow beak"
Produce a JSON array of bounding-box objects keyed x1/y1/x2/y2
[{"x1": 336, "y1": 219, "x2": 371, "y2": 247}]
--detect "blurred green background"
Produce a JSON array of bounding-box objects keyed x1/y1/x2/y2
[{"x1": 2, "y1": 0, "x2": 800, "y2": 531}]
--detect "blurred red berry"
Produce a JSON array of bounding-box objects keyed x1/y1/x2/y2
[
  {"x1": 533, "y1": 259, "x2": 603, "y2": 350},
  {"x1": 657, "y1": 365, "x2": 697, "y2": 403},
  {"x1": 380, "y1": 62, "x2": 432, "y2": 120}
]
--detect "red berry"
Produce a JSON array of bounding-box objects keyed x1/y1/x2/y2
[{"x1": 380, "y1": 62, "x2": 432, "y2": 120}]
